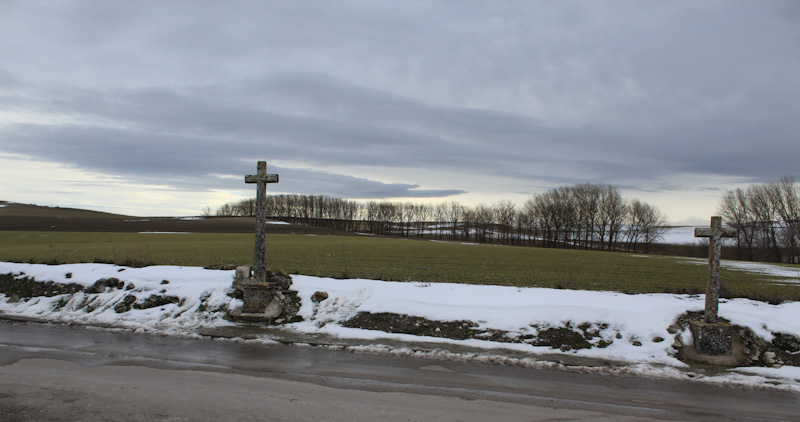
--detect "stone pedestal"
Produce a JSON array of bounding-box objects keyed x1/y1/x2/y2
[
  {"x1": 227, "y1": 266, "x2": 300, "y2": 324},
  {"x1": 690, "y1": 320, "x2": 733, "y2": 355}
]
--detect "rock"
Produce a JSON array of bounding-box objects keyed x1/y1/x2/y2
[
  {"x1": 271, "y1": 269, "x2": 292, "y2": 289},
  {"x1": 125, "y1": 283, "x2": 135, "y2": 291},
  {"x1": 772, "y1": 332, "x2": 800, "y2": 353},
  {"x1": 311, "y1": 291, "x2": 329, "y2": 303},
  {"x1": 0, "y1": 274, "x2": 83, "y2": 299},
  {"x1": 160, "y1": 280, "x2": 170, "y2": 285},
  {"x1": 85, "y1": 278, "x2": 123, "y2": 294},
  {"x1": 764, "y1": 351, "x2": 777, "y2": 365},
  {"x1": 114, "y1": 295, "x2": 137, "y2": 313},
  {"x1": 236, "y1": 266, "x2": 251, "y2": 280},
  {"x1": 134, "y1": 294, "x2": 180, "y2": 310},
  {"x1": 263, "y1": 299, "x2": 284, "y2": 318}
]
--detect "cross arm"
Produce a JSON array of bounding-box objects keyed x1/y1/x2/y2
[
  {"x1": 694, "y1": 227, "x2": 737, "y2": 238},
  {"x1": 245, "y1": 174, "x2": 279, "y2": 184}
]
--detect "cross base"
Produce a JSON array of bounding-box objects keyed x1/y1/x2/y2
[
  {"x1": 689, "y1": 320, "x2": 733, "y2": 355},
  {"x1": 227, "y1": 266, "x2": 300, "y2": 324}
]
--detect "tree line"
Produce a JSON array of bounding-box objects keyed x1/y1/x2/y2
[
  {"x1": 719, "y1": 177, "x2": 800, "y2": 263},
  {"x1": 207, "y1": 183, "x2": 669, "y2": 254}
]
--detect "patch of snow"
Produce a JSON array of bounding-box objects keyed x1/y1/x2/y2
[
  {"x1": 266, "y1": 220, "x2": 290, "y2": 225},
  {"x1": 734, "y1": 366, "x2": 800, "y2": 382},
  {"x1": 658, "y1": 226, "x2": 736, "y2": 246},
  {"x1": 679, "y1": 258, "x2": 800, "y2": 285}
]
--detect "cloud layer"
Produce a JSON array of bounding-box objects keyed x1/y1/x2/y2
[{"x1": 1, "y1": 1, "x2": 798, "y2": 219}]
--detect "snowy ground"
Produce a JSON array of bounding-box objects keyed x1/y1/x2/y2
[{"x1": 1, "y1": 261, "x2": 799, "y2": 392}]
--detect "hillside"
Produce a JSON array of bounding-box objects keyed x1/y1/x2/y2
[
  {"x1": 0, "y1": 201, "x2": 133, "y2": 219},
  {"x1": 0, "y1": 201, "x2": 352, "y2": 235}
]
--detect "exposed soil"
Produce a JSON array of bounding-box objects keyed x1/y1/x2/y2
[{"x1": 343, "y1": 312, "x2": 614, "y2": 352}]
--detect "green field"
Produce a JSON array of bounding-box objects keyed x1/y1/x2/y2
[{"x1": 1, "y1": 231, "x2": 799, "y2": 302}]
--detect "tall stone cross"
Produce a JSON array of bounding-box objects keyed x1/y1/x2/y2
[
  {"x1": 245, "y1": 161, "x2": 279, "y2": 283},
  {"x1": 694, "y1": 216, "x2": 737, "y2": 324}
]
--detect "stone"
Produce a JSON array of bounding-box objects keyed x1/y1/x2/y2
[
  {"x1": 85, "y1": 278, "x2": 123, "y2": 294},
  {"x1": 228, "y1": 264, "x2": 300, "y2": 324},
  {"x1": 225, "y1": 162, "x2": 303, "y2": 325},
  {"x1": 239, "y1": 281, "x2": 277, "y2": 314},
  {"x1": 689, "y1": 320, "x2": 733, "y2": 355},
  {"x1": 244, "y1": 161, "x2": 279, "y2": 283},
  {"x1": 236, "y1": 266, "x2": 251, "y2": 280},
  {"x1": 134, "y1": 294, "x2": 180, "y2": 310},
  {"x1": 772, "y1": 332, "x2": 800, "y2": 353},
  {"x1": 113, "y1": 295, "x2": 137, "y2": 313},
  {"x1": 263, "y1": 298, "x2": 283, "y2": 318},
  {"x1": 311, "y1": 291, "x2": 329, "y2": 303},
  {"x1": 690, "y1": 216, "x2": 737, "y2": 356},
  {"x1": 694, "y1": 216, "x2": 737, "y2": 325}
]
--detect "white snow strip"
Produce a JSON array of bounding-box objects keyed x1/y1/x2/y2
[{"x1": 1, "y1": 261, "x2": 798, "y2": 390}]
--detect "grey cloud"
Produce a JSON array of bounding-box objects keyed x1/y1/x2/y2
[
  {"x1": 271, "y1": 167, "x2": 467, "y2": 200},
  {"x1": 1, "y1": 0, "x2": 799, "y2": 208}
]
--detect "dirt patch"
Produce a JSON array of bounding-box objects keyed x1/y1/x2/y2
[
  {"x1": 342, "y1": 312, "x2": 615, "y2": 352},
  {"x1": 343, "y1": 312, "x2": 477, "y2": 339}
]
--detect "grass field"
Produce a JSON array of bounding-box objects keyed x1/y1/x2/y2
[{"x1": 1, "y1": 231, "x2": 799, "y2": 302}]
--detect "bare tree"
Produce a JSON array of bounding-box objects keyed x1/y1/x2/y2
[
  {"x1": 625, "y1": 199, "x2": 667, "y2": 253},
  {"x1": 493, "y1": 200, "x2": 516, "y2": 245},
  {"x1": 719, "y1": 188, "x2": 756, "y2": 260},
  {"x1": 597, "y1": 185, "x2": 627, "y2": 251}
]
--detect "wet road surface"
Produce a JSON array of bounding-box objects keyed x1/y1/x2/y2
[{"x1": 0, "y1": 320, "x2": 797, "y2": 421}]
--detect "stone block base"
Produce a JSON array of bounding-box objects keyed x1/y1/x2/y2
[
  {"x1": 690, "y1": 320, "x2": 733, "y2": 355},
  {"x1": 227, "y1": 266, "x2": 300, "y2": 324}
]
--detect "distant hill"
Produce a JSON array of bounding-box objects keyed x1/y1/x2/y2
[
  {"x1": 0, "y1": 200, "x2": 354, "y2": 235},
  {"x1": 0, "y1": 201, "x2": 136, "y2": 219}
]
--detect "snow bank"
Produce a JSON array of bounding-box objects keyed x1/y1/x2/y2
[
  {"x1": 0, "y1": 263, "x2": 240, "y2": 335},
  {"x1": 1, "y1": 262, "x2": 799, "y2": 390}
]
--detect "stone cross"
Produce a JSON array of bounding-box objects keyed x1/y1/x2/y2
[
  {"x1": 694, "y1": 216, "x2": 737, "y2": 324},
  {"x1": 245, "y1": 161, "x2": 279, "y2": 283}
]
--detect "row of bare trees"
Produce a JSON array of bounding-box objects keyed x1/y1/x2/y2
[
  {"x1": 719, "y1": 177, "x2": 800, "y2": 263},
  {"x1": 208, "y1": 183, "x2": 669, "y2": 253},
  {"x1": 520, "y1": 184, "x2": 667, "y2": 252}
]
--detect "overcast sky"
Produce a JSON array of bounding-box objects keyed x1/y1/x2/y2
[{"x1": 1, "y1": 1, "x2": 798, "y2": 223}]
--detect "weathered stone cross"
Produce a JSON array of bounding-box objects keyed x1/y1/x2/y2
[
  {"x1": 245, "y1": 161, "x2": 279, "y2": 283},
  {"x1": 694, "y1": 216, "x2": 737, "y2": 324}
]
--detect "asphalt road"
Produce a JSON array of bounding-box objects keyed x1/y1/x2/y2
[{"x1": 0, "y1": 320, "x2": 797, "y2": 421}]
